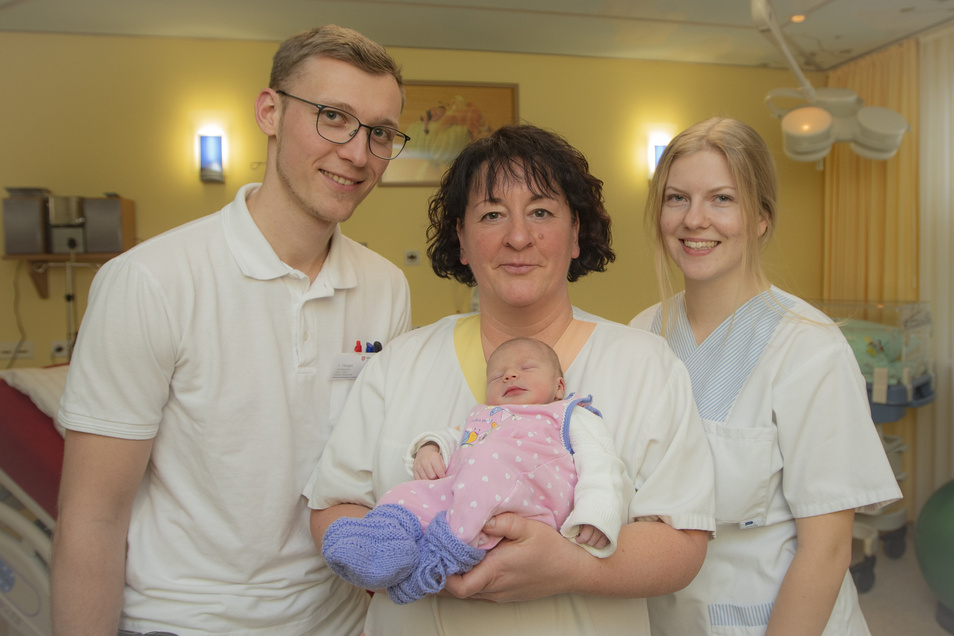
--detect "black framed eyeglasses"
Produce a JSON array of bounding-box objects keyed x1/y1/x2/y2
[{"x1": 276, "y1": 90, "x2": 410, "y2": 160}]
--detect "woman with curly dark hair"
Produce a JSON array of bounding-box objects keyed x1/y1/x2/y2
[
  {"x1": 307, "y1": 124, "x2": 716, "y2": 635},
  {"x1": 427, "y1": 124, "x2": 614, "y2": 285}
]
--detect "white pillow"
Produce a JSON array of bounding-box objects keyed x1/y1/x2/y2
[{"x1": 0, "y1": 365, "x2": 69, "y2": 437}]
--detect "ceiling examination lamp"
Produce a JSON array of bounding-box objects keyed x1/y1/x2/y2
[{"x1": 751, "y1": 0, "x2": 909, "y2": 162}]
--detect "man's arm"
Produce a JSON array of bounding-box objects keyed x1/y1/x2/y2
[{"x1": 52, "y1": 430, "x2": 154, "y2": 636}]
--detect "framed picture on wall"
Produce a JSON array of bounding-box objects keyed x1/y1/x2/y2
[{"x1": 381, "y1": 81, "x2": 519, "y2": 187}]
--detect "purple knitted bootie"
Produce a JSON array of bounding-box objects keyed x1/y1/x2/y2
[
  {"x1": 386, "y1": 510, "x2": 486, "y2": 604},
  {"x1": 322, "y1": 504, "x2": 423, "y2": 590}
]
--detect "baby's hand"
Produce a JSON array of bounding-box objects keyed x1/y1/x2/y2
[
  {"x1": 413, "y1": 443, "x2": 447, "y2": 480},
  {"x1": 575, "y1": 524, "x2": 610, "y2": 550}
]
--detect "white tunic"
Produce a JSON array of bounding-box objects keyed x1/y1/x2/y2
[
  {"x1": 60, "y1": 184, "x2": 412, "y2": 635},
  {"x1": 630, "y1": 288, "x2": 902, "y2": 635},
  {"x1": 305, "y1": 309, "x2": 716, "y2": 635}
]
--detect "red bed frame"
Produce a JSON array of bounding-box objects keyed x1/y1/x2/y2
[
  {"x1": 0, "y1": 377, "x2": 61, "y2": 633},
  {"x1": 0, "y1": 378, "x2": 63, "y2": 522}
]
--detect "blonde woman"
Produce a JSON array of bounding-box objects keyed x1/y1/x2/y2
[{"x1": 630, "y1": 117, "x2": 901, "y2": 635}]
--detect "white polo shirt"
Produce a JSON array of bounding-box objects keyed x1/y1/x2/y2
[{"x1": 60, "y1": 184, "x2": 411, "y2": 635}]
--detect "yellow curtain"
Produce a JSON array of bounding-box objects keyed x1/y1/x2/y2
[
  {"x1": 823, "y1": 40, "x2": 919, "y2": 302},
  {"x1": 916, "y1": 24, "x2": 954, "y2": 511},
  {"x1": 822, "y1": 40, "x2": 920, "y2": 520}
]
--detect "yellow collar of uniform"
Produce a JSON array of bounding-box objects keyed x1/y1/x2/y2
[{"x1": 454, "y1": 314, "x2": 486, "y2": 403}]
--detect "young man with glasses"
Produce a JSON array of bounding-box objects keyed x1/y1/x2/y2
[{"x1": 51, "y1": 25, "x2": 411, "y2": 635}]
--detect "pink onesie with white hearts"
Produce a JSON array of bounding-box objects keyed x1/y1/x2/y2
[{"x1": 378, "y1": 396, "x2": 594, "y2": 549}]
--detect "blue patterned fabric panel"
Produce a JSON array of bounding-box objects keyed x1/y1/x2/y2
[
  {"x1": 709, "y1": 601, "x2": 775, "y2": 627},
  {"x1": 653, "y1": 291, "x2": 797, "y2": 422}
]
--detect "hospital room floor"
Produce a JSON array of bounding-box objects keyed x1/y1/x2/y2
[{"x1": 858, "y1": 523, "x2": 950, "y2": 635}]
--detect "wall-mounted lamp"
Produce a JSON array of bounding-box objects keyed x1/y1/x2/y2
[
  {"x1": 199, "y1": 135, "x2": 224, "y2": 183},
  {"x1": 647, "y1": 131, "x2": 672, "y2": 178}
]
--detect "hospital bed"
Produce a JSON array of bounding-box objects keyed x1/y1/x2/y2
[{"x1": 0, "y1": 366, "x2": 67, "y2": 636}]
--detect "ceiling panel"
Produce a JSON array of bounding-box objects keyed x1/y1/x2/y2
[{"x1": 1, "y1": 0, "x2": 952, "y2": 71}]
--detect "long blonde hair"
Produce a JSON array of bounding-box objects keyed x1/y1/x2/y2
[{"x1": 645, "y1": 117, "x2": 778, "y2": 334}]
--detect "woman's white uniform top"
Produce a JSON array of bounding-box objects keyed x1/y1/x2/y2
[
  {"x1": 630, "y1": 287, "x2": 902, "y2": 635},
  {"x1": 305, "y1": 309, "x2": 716, "y2": 636}
]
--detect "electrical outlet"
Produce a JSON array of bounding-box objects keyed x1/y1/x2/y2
[
  {"x1": 404, "y1": 250, "x2": 420, "y2": 266},
  {"x1": 51, "y1": 340, "x2": 70, "y2": 358},
  {"x1": 0, "y1": 341, "x2": 34, "y2": 360}
]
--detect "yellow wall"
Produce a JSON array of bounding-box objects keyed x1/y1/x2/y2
[{"x1": 0, "y1": 32, "x2": 826, "y2": 367}]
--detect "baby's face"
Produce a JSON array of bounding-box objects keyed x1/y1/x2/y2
[{"x1": 485, "y1": 340, "x2": 565, "y2": 405}]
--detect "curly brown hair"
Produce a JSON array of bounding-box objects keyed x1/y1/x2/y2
[{"x1": 426, "y1": 125, "x2": 614, "y2": 286}]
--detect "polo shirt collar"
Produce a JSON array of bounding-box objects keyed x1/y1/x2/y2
[{"x1": 223, "y1": 183, "x2": 357, "y2": 290}]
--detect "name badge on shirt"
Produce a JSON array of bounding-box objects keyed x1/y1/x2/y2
[{"x1": 332, "y1": 353, "x2": 375, "y2": 380}]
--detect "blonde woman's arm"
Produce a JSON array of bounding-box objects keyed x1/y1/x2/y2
[{"x1": 766, "y1": 510, "x2": 854, "y2": 635}]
